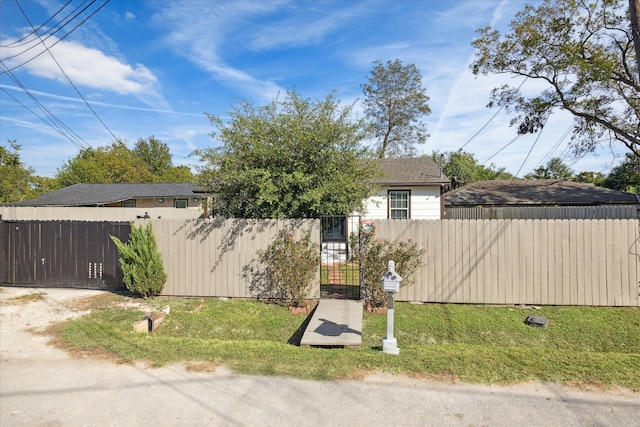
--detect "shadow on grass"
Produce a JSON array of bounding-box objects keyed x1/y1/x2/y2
[{"x1": 287, "y1": 303, "x2": 319, "y2": 346}]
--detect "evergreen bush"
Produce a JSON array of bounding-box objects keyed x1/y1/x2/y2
[{"x1": 110, "y1": 222, "x2": 167, "y2": 298}]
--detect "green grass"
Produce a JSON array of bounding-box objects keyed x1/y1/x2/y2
[{"x1": 58, "y1": 297, "x2": 640, "y2": 390}]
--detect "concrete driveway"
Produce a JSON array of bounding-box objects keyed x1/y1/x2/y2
[{"x1": 1, "y1": 287, "x2": 638, "y2": 426}]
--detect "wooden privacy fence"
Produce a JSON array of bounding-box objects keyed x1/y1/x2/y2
[
  {"x1": 373, "y1": 219, "x2": 639, "y2": 307},
  {"x1": 148, "y1": 218, "x2": 321, "y2": 298},
  {"x1": 0, "y1": 220, "x2": 130, "y2": 290},
  {"x1": 444, "y1": 205, "x2": 640, "y2": 220},
  {"x1": 150, "y1": 218, "x2": 638, "y2": 307}
]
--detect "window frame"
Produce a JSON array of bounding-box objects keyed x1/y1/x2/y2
[
  {"x1": 120, "y1": 200, "x2": 136, "y2": 208},
  {"x1": 388, "y1": 190, "x2": 410, "y2": 219},
  {"x1": 174, "y1": 199, "x2": 188, "y2": 209}
]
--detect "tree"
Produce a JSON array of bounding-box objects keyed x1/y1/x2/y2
[
  {"x1": 56, "y1": 141, "x2": 154, "y2": 186},
  {"x1": 0, "y1": 140, "x2": 53, "y2": 202},
  {"x1": 196, "y1": 90, "x2": 381, "y2": 219},
  {"x1": 524, "y1": 157, "x2": 574, "y2": 180},
  {"x1": 134, "y1": 136, "x2": 194, "y2": 182},
  {"x1": 472, "y1": 0, "x2": 640, "y2": 159},
  {"x1": 134, "y1": 136, "x2": 172, "y2": 176},
  {"x1": 574, "y1": 170, "x2": 607, "y2": 185},
  {"x1": 603, "y1": 153, "x2": 640, "y2": 193},
  {"x1": 110, "y1": 222, "x2": 167, "y2": 298},
  {"x1": 430, "y1": 150, "x2": 513, "y2": 190},
  {"x1": 362, "y1": 59, "x2": 431, "y2": 158}
]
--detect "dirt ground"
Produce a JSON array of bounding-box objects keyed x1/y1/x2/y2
[{"x1": 1, "y1": 286, "x2": 638, "y2": 427}]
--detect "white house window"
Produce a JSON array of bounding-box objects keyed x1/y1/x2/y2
[
  {"x1": 389, "y1": 190, "x2": 409, "y2": 219},
  {"x1": 121, "y1": 200, "x2": 136, "y2": 208},
  {"x1": 174, "y1": 199, "x2": 188, "y2": 209}
]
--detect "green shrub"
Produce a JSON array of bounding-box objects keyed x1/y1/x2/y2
[
  {"x1": 110, "y1": 222, "x2": 167, "y2": 298},
  {"x1": 350, "y1": 224, "x2": 426, "y2": 307},
  {"x1": 256, "y1": 229, "x2": 320, "y2": 307}
]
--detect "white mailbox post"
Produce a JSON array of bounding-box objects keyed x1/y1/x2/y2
[{"x1": 380, "y1": 260, "x2": 402, "y2": 355}]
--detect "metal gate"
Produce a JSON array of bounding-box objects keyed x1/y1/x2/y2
[
  {"x1": 320, "y1": 215, "x2": 361, "y2": 299},
  {"x1": 0, "y1": 220, "x2": 130, "y2": 290}
]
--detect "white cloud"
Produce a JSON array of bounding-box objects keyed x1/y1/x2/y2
[
  {"x1": 124, "y1": 11, "x2": 136, "y2": 22},
  {"x1": 154, "y1": 1, "x2": 291, "y2": 101},
  {"x1": 1, "y1": 37, "x2": 158, "y2": 95}
]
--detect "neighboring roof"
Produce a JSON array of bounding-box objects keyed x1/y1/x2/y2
[
  {"x1": 444, "y1": 180, "x2": 640, "y2": 206},
  {"x1": 375, "y1": 157, "x2": 449, "y2": 186},
  {"x1": 5, "y1": 183, "x2": 204, "y2": 207}
]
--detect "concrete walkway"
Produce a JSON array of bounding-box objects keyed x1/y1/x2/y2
[{"x1": 300, "y1": 299, "x2": 362, "y2": 347}]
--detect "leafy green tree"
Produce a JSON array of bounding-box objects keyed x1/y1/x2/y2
[
  {"x1": 362, "y1": 59, "x2": 431, "y2": 158},
  {"x1": 0, "y1": 140, "x2": 54, "y2": 202},
  {"x1": 603, "y1": 154, "x2": 639, "y2": 193},
  {"x1": 525, "y1": 157, "x2": 574, "y2": 180},
  {"x1": 196, "y1": 90, "x2": 381, "y2": 219},
  {"x1": 56, "y1": 141, "x2": 154, "y2": 186},
  {"x1": 134, "y1": 136, "x2": 194, "y2": 182},
  {"x1": 110, "y1": 222, "x2": 167, "y2": 298},
  {"x1": 430, "y1": 150, "x2": 513, "y2": 189},
  {"x1": 574, "y1": 170, "x2": 606, "y2": 186},
  {"x1": 134, "y1": 136, "x2": 172, "y2": 176},
  {"x1": 472, "y1": 0, "x2": 640, "y2": 159}
]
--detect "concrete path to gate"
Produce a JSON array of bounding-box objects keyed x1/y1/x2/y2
[{"x1": 300, "y1": 299, "x2": 362, "y2": 347}]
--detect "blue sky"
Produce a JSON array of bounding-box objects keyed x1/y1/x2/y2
[{"x1": 0, "y1": 0, "x2": 629, "y2": 178}]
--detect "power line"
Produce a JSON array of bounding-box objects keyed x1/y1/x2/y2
[
  {"x1": 0, "y1": 0, "x2": 73, "y2": 48},
  {"x1": 14, "y1": 0, "x2": 119, "y2": 141},
  {"x1": 480, "y1": 134, "x2": 521, "y2": 165},
  {"x1": 1, "y1": 0, "x2": 97, "y2": 61},
  {"x1": 0, "y1": 0, "x2": 108, "y2": 74},
  {"x1": 513, "y1": 116, "x2": 549, "y2": 178},
  {"x1": 458, "y1": 77, "x2": 529, "y2": 151},
  {"x1": 0, "y1": 61, "x2": 92, "y2": 150}
]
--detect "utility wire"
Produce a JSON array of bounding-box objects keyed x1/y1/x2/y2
[
  {"x1": 481, "y1": 134, "x2": 521, "y2": 165},
  {"x1": 0, "y1": 0, "x2": 73, "y2": 48},
  {"x1": 458, "y1": 77, "x2": 529, "y2": 151},
  {"x1": 0, "y1": 0, "x2": 108, "y2": 74},
  {"x1": 513, "y1": 116, "x2": 549, "y2": 178},
  {"x1": 1, "y1": 0, "x2": 96, "y2": 61},
  {"x1": 14, "y1": 0, "x2": 118, "y2": 141},
  {"x1": 0, "y1": 61, "x2": 92, "y2": 150}
]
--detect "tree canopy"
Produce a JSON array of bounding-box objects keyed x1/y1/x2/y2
[
  {"x1": 362, "y1": 59, "x2": 431, "y2": 158},
  {"x1": 55, "y1": 138, "x2": 193, "y2": 186},
  {"x1": 430, "y1": 150, "x2": 513, "y2": 190},
  {"x1": 0, "y1": 140, "x2": 42, "y2": 203},
  {"x1": 524, "y1": 157, "x2": 574, "y2": 180},
  {"x1": 196, "y1": 90, "x2": 381, "y2": 219},
  {"x1": 603, "y1": 153, "x2": 639, "y2": 193},
  {"x1": 472, "y1": 0, "x2": 640, "y2": 159}
]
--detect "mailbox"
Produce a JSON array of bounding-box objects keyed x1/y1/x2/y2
[{"x1": 380, "y1": 260, "x2": 402, "y2": 293}]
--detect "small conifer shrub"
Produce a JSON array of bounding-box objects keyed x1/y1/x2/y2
[{"x1": 110, "y1": 222, "x2": 167, "y2": 298}]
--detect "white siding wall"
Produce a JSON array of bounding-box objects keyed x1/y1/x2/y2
[{"x1": 361, "y1": 186, "x2": 442, "y2": 220}]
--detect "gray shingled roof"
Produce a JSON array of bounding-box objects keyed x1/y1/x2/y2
[
  {"x1": 444, "y1": 180, "x2": 640, "y2": 206},
  {"x1": 6, "y1": 183, "x2": 202, "y2": 207},
  {"x1": 375, "y1": 157, "x2": 449, "y2": 186}
]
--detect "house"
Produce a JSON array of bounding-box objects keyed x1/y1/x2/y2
[
  {"x1": 361, "y1": 157, "x2": 449, "y2": 220},
  {"x1": 444, "y1": 179, "x2": 640, "y2": 219},
  {"x1": 0, "y1": 183, "x2": 210, "y2": 221}
]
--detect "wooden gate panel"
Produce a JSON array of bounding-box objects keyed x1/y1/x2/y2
[{"x1": 0, "y1": 220, "x2": 129, "y2": 290}]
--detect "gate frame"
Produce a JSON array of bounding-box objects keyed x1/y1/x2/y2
[{"x1": 319, "y1": 215, "x2": 361, "y2": 299}]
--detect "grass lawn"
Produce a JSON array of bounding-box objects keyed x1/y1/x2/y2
[{"x1": 57, "y1": 294, "x2": 640, "y2": 391}]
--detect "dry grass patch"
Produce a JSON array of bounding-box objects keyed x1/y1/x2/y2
[
  {"x1": 184, "y1": 361, "x2": 223, "y2": 373},
  {"x1": 1, "y1": 292, "x2": 46, "y2": 305},
  {"x1": 408, "y1": 369, "x2": 460, "y2": 384}
]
